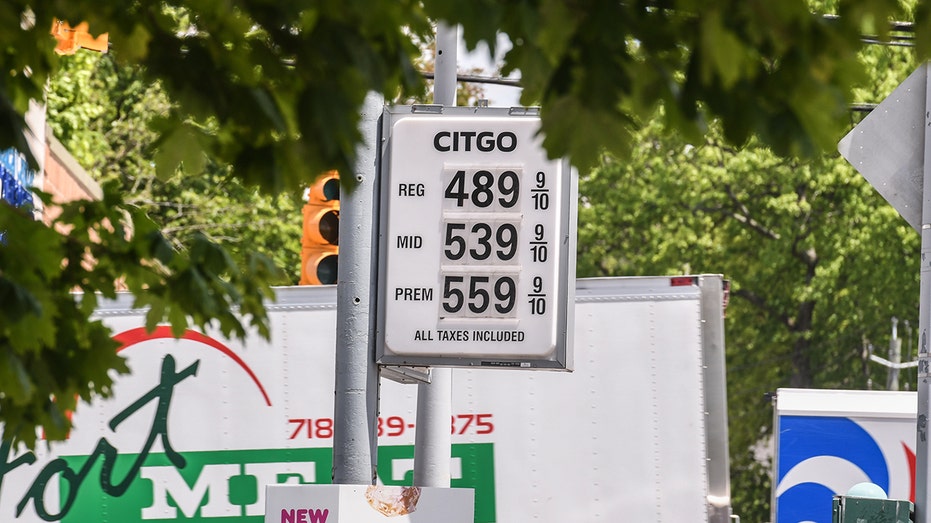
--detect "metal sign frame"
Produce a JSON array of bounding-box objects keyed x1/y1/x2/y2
[{"x1": 375, "y1": 105, "x2": 576, "y2": 369}]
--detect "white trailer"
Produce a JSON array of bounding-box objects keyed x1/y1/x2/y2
[
  {"x1": 772, "y1": 388, "x2": 917, "y2": 523},
  {"x1": 0, "y1": 275, "x2": 731, "y2": 522}
]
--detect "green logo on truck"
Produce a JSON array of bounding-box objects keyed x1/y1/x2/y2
[
  {"x1": 0, "y1": 355, "x2": 496, "y2": 522},
  {"x1": 57, "y1": 445, "x2": 495, "y2": 522}
]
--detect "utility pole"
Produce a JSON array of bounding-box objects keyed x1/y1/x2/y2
[
  {"x1": 867, "y1": 319, "x2": 917, "y2": 389},
  {"x1": 889, "y1": 317, "x2": 902, "y2": 391}
]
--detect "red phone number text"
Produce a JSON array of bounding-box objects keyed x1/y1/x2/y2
[{"x1": 287, "y1": 413, "x2": 494, "y2": 439}]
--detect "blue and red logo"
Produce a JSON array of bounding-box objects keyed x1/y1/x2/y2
[{"x1": 775, "y1": 415, "x2": 915, "y2": 523}]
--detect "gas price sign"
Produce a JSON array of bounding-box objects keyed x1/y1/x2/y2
[{"x1": 376, "y1": 106, "x2": 576, "y2": 369}]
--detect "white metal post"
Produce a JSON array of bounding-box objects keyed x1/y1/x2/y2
[
  {"x1": 412, "y1": 22, "x2": 457, "y2": 488},
  {"x1": 915, "y1": 64, "x2": 931, "y2": 523},
  {"x1": 332, "y1": 91, "x2": 384, "y2": 484}
]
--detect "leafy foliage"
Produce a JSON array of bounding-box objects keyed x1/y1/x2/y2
[
  {"x1": 576, "y1": 37, "x2": 921, "y2": 518},
  {"x1": 0, "y1": 0, "x2": 928, "y2": 494},
  {"x1": 47, "y1": 51, "x2": 305, "y2": 281},
  {"x1": 3, "y1": 21, "x2": 487, "y2": 448},
  {"x1": 0, "y1": 184, "x2": 280, "y2": 448},
  {"x1": 43, "y1": 0, "x2": 431, "y2": 190},
  {"x1": 3, "y1": 1, "x2": 927, "y2": 178},
  {"x1": 427, "y1": 0, "x2": 926, "y2": 168}
]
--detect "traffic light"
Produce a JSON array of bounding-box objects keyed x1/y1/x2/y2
[
  {"x1": 300, "y1": 171, "x2": 340, "y2": 285},
  {"x1": 51, "y1": 19, "x2": 109, "y2": 55}
]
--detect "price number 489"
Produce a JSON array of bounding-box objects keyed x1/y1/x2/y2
[{"x1": 444, "y1": 169, "x2": 520, "y2": 209}]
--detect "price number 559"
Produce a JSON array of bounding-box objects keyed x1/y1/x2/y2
[{"x1": 442, "y1": 275, "x2": 517, "y2": 317}]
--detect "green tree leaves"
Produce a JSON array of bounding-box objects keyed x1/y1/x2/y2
[
  {"x1": 47, "y1": 52, "x2": 305, "y2": 282},
  {"x1": 423, "y1": 0, "x2": 918, "y2": 167},
  {"x1": 3, "y1": 1, "x2": 929, "y2": 179},
  {"x1": 0, "y1": 0, "x2": 928, "y2": 482},
  {"x1": 0, "y1": 181, "x2": 281, "y2": 448},
  {"x1": 576, "y1": 111, "x2": 920, "y2": 519}
]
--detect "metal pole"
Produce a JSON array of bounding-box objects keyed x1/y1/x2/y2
[
  {"x1": 915, "y1": 62, "x2": 931, "y2": 523},
  {"x1": 909, "y1": 320, "x2": 915, "y2": 391},
  {"x1": 889, "y1": 317, "x2": 901, "y2": 391},
  {"x1": 332, "y1": 91, "x2": 384, "y2": 485},
  {"x1": 432, "y1": 23, "x2": 458, "y2": 107},
  {"x1": 412, "y1": 22, "x2": 457, "y2": 488}
]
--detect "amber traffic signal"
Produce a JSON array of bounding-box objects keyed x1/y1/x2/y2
[
  {"x1": 51, "y1": 19, "x2": 109, "y2": 55},
  {"x1": 300, "y1": 171, "x2": 340, "y2": 285}
]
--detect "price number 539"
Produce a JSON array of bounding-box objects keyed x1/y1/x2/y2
[{"x1": 444, "y1": 221, "x2": 518, "y2": 263}]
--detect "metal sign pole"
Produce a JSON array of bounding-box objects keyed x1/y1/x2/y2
[
  {"x1": 412, "y1": 22, "x2": 457, "y2": 488},
  {"x1": 332, "y1": 91, "x2": 383, "y2": 484},
  {"x1": 916, "y1": 64, "x2": 931, "y2": 523},
  {"x1": 837, "y1": 61, "x2": 931, "y2": 520}
]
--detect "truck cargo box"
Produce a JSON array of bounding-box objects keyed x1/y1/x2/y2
[
  {"x1": 0, "y1": 275, "x2": 731, "y2": 522},
  {"x1": 773, "y1": 388, "x2": 916, "y2": 523}
]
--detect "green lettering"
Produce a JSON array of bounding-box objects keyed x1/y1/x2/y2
[{"x1": 16, "y1": 355, "x2": 197, "y2": 521}]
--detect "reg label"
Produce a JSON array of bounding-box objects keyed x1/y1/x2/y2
[{"x1": 377, "y1": 110, "x2": 574, "y2": 368}]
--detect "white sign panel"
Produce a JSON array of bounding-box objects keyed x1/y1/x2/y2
[
  {"x1": 376, "y1": 106, "x2": 576, "y2": 369},
  {"x1": 838, "y1": 63, "x2": 927, "y2": 231},
  {"x1": 264, "y1": 484, "x2": 474, "y2": 523}
]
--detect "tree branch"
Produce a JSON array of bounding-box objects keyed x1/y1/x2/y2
[{"x1": 723, "y1": 184, "x2": 781, "y2": 240}]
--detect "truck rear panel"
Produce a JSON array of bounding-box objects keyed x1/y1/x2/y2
[{"x1": 0, "y1": 275, "x2": 730, "y2": 522}]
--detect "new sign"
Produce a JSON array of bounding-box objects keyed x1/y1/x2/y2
[
  {"x1": 376, "y1": 105, "x2": 576, "y2": 369},
  {"x1": 264, "y1": 484, "x2": 474, "y2": 523}
]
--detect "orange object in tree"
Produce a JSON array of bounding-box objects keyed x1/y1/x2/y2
[
  {"x1": 300, "y1": 171, "x2": 340, "y2": 285},
  {"x1": 51, "y1": 19, "x2": 109, "y2": 55}
]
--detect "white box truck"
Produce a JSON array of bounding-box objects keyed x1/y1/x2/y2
[
  {"x1": 772, "y1": 388, "x2": 917, "y2": 523},
  {"x1": 0, "y1": 275, "x2": 731, "y2": 522}
]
